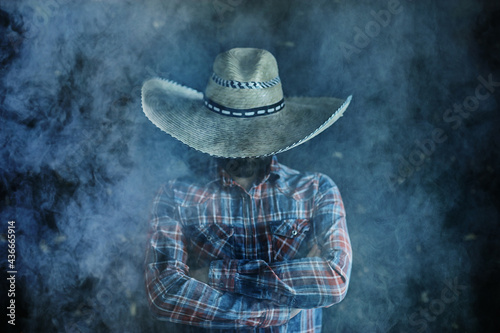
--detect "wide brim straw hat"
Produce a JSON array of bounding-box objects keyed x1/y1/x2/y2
[{"x1": 142, "y1": 48, "x2": 352, "y2": 158}]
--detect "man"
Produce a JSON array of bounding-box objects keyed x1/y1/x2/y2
[{"x1": 142, "y1": 48, "x2": 352, "y2": 332}]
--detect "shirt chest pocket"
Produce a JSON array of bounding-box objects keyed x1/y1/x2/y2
[
  {"x1": 272, "y1": 218, "x2": 310, "y2": 261},
  {"x1": 178, "y1": 205, "x2": 234, "y2": 264}
]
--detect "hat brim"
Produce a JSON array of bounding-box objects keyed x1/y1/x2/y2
[{"x1": 142, "y1": 78, "x2": 352, "y2": 158}]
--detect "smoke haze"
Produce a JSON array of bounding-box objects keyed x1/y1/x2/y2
[{"x1": 1, "y1": 0, "x2": 499, "y2": 332}]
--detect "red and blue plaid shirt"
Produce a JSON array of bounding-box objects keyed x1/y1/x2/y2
[{"x1": 145, "y1": 156, "x2": 352, "y2": 332}]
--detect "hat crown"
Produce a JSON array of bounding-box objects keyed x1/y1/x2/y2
[
  {"x1": 205, "y1": 48, "x2": 284, "y2": 112},
  {"x1": 213, "y1": 48, "x2": 279, "y2": 82},
  {"x1": 141, "y1": 47, "x2": 352, "y2": 158}
]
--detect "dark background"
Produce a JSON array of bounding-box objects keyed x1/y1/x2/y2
[{"x1": 1, "y1": 0, "x2": 499, "y2": 332}]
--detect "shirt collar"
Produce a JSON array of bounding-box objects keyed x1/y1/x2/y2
[{"x1": 269, "y1": 156, "x2": 295, "y2": 197}]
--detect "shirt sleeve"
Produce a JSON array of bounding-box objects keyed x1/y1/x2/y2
[
  {"x1": 144, "y1": 182, "x2": 292, "y2": 330},
  {"x1": 208, "y1": 174, "x2": 352, "y2": 309}
]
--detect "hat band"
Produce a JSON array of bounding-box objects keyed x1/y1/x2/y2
[
  {"x1": 204, "y1": 97, "x2": 285, "y2": 117},
  {"x1": 211, "y1": 72, "x2": 281, "y2": 89}
]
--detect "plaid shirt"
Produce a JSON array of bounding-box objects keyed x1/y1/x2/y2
[{"x1": 145, "y1": 156, "x2": 352, "y2": 332}]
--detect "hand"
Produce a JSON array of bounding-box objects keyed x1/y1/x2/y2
[
  {"x1": 290, "y1": 308, "x2": 302, "y2": 319},
  {"x1": 190, "y1": 266, "x2": 209, "y2": 284}
]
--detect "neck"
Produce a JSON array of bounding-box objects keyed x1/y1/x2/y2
[
  {"x1": 232, "y1": 174, "x2": 257, "y2": 191},
  {"x1": 217, "y1": 156, "x2": 273, "y2": 191}
]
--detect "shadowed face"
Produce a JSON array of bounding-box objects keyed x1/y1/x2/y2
[{"x1": 217, "y1": 156, "x2": 273, "y2": 179}]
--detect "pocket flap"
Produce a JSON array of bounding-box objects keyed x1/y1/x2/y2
[
  {"x1": 199, "y1": 223, "x2": 234, "y2": 241},
  {"x1": 272, "y1": 219, "x2": 310, "y2": 238}
]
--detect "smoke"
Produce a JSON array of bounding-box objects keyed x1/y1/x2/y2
[{"x1": 0, "y1": 0, "x2": 499, "y2": 332}]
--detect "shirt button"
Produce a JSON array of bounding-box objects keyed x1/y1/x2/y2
[
  {"x1": 207, "y1": 236, "x2": 212, "y2": 241},
  {"x1": 291, "y1": 230, "x2": 298, "y2": 236}
]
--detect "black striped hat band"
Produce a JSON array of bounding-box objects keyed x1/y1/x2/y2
[
  {"x1": 204, "y1": 97, "x2": 285, "y2": 118},
  {"x1": 205, "y1": 73, "x2": 285, "y2": 117},
  {"x1": 210, "y1": 72, "x2": 281, "y2": 89}
]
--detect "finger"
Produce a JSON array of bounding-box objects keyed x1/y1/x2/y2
[
  {"x1": 306, "y1": 244, "x2": 316, "y2": 257},
  {"x1": 313, "y1": 245, "x2": 321, "y2": 257},
  {"x1": 290, "y1": 308, "x2": 302, "y2": 319}
]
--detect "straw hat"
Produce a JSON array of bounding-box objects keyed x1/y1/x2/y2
[{"x1": 141, "y1": 48, "x2": 352, "y2": 158}]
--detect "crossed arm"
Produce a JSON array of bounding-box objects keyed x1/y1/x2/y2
[
  {"x1": 190, "y1": 244, "x2": 322, "y2": 319},
  {"x1": 144, "y1": 178, "x2": 352, "y2": 330},
  {"x1": 144, "y1": 208, "x2": 292, "y2": 329}
]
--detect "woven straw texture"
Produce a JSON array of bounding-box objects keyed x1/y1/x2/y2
[
  {"x1": 142, "y1": 78, "x2": 351, "y2": 158},
  {"x1": 142, "y1": 48, "x2": 351, "y2": 158}
]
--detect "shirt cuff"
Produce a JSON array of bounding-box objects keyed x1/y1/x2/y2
[{"x1": 209, "y1": 260, "x2": 239, "y2": 293}]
